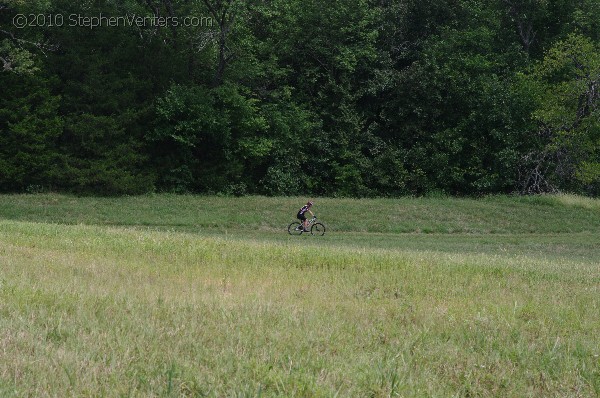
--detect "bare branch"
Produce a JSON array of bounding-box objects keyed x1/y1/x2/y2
[
  {"x1": 202, "y1": 0, "x2": 219, "y2": 20},
  {"x1": 1, "y1": 29, "x2": 57, "y2": 56},
  {"x1": 0, "y1": 55, "x2": 11, "y2": 71},
  {"x1": 501, "y1": 0, "x2": 537, "y2": 53}
]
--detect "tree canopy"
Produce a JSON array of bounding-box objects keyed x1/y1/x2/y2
[{"x1": 1, "y1": 0, "x2": 598, "y2": 196}]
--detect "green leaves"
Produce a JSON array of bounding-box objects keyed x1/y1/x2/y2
[
  {"x1": 516, "y1": 33, "x2": 600, "y2": 193},
  {"x1": 0, "y1": 40, "x2": 39, "y2": 75},
  {"x1": 0, "y1": 0, "x2": 599, "y2": 196},
  {"x1": 531, "y1": 34, "x2": 599, "y2": 127},
  {"x1": 0, "y1": 74, "x2": 63, "y2": 191}
]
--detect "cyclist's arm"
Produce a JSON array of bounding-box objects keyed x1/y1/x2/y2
[{"x1": 309, "y1": 210, "x2": 314, "y2": 216}]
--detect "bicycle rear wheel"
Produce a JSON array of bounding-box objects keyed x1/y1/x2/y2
[
  {"x1": 311, "y1": 223, "x2": 325, "y2": 236},
  {"x1": 288, "y1": 222, "x2": 303, "y2": 235}
]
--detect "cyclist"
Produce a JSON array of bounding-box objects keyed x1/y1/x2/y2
[{"x1": 297, "y1": 201, "x2": 315, "y2": 232}]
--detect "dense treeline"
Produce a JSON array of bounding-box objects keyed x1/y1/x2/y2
[{"x1": 0, "y1": 0, "x2": 598, "y2": 196}]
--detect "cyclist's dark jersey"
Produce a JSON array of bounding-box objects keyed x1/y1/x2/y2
[{"x1": 298, "y1": 205, "x2": 310, "y2": 215}]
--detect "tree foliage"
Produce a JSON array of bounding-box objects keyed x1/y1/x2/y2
[
  {"x1": 0, "y1": 0, "x2": 598, "y2": 195},
  {"x1": 518, "y1": 34, "x2": 600, "y2": 194}
]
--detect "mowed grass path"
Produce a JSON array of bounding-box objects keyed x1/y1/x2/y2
[{"x1": 0, "y1": 194, "x2": 599, "y2": 396}]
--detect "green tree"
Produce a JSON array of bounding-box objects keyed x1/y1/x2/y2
[
  {"x1": 519, "y1": 34, "x2": 600, "y2": 193},
  {"x1": 0, "y1": 73, "x2": 63, "y2": 191}
]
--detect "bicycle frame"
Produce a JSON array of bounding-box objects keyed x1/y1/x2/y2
[
  {"x1": 288, "y1": 216, "x2": 325, "y2": 236},
  {"x1": 297, "y1": 216, "x2": 316, "y2": 230}
]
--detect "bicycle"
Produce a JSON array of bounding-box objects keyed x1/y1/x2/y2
[{"x1": 288, "y1": 216, "x2": 326, "y2": 236}]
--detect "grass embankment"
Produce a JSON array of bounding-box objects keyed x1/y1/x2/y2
[
  {"x1": 0, "y1": 194, "x2": 599, "y2": 396},
  {"x1": 2, "y1": 193, "x2": 600, "y2": 234}
]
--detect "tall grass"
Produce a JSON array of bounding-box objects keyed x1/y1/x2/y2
[{"x1": 1, "y1": 208, "x2": 599, "y2": 396}]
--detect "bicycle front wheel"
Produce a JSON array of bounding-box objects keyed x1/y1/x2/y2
[
  {"x1": 311, "y1": 223, "x2": 325, "y2": 236},
  {"x1": 288, "y1": 222, "x2": 303, "y2": 235}
]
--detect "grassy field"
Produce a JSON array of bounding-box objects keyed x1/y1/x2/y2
[{"x1": 0, "y1": 194, "x2": 599, "y2": 397}]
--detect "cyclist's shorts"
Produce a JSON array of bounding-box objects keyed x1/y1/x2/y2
[{"x1": 297, "y1": 212, "x2": 306, "y2": 221}]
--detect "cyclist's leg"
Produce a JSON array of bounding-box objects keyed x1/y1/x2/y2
[
  {"x1": 299, "y1": 213, "x2": 309, "y2": 231},
  {"x1": 297, "y1": 212, "x2": 307, "y2": 231}
]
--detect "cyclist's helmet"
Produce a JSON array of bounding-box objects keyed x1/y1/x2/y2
[{"x1": 307, "y1": 201, "x2": 314, "y2": 206}]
